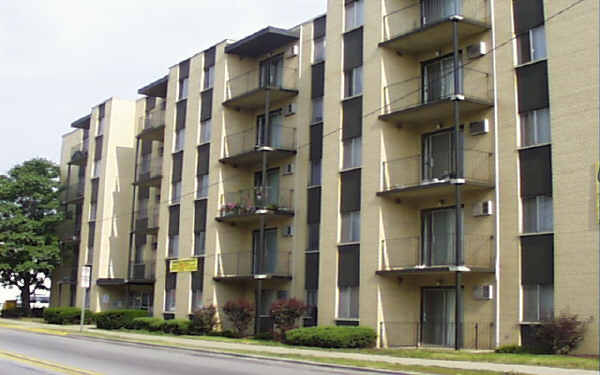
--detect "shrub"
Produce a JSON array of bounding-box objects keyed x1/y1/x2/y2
[
  {"x1": 270, "y1": 298, "x2": 306, "y2": 339},
  {"x1": 43, "y1": 307, "x2": 94, "y2": 325},
  {"x1": 223, "y1": 299, "x2": 255, "y2": 338},
  {"x1": 95, "y1": 309, "x2": 148, "y2": 330},
  {"x1": 1, "y1": 308, "x2": 24, "y2": 319},
  {"x1": 285, "y1": 326, "x2": 377, "y2": 349},
  {"x1": 148, "y1": 318, "x2": 167, "y2": 332},
  {"x1": 536, "y1": 313, "x2": 590, "y2": 354},
  {"x1": 207, "y1": 330, "x2": 236, "y2": 338},
  {"x1": 126, "y1": 317, "x2": 164, "y2": 331},
  {"x1": 163, "y1": 319, "x2": 191, "y2": 335},
  {"x1": 495, "y1": 344, "x2": 529, "y2": 354},
  {"x1": 189, "y1": 305, "x2": 217, "y2": 335}
]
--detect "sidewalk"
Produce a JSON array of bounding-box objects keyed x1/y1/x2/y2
[{"x1": 0, "y1": 318, "x2": 596, "y2": 375}]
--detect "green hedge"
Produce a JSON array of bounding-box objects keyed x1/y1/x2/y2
[
  {"x1": 285, "y1": 326, "x2": 377, "y2": 348},
  {"x1": 43, "y1": 307, "x2": 94, "y2": 325},
  {"x1": 95, "y1": 310, "x2": 148, "y2": 330},
  {"x1": 163, "y1": 319, "x2": 191, "y2": 335},
  {"x1": 126, "y1": 317, "x2": 164, "y2": 331}
]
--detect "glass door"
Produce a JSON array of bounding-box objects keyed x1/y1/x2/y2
[
  {"x1": 253, "y1": 229, "x2": 278, "y2": 274},
  {"x1": 423, "y1": 55, "x2": 462, "y2": 103},
  {"x1": 422, "y1": 288, "x2": 456, "y2": 347},
  {"x1": 256, "y1": 110, "x2": 283, "y2": 148},
  {"x1": 423, "y1": 131, "x2": 453, "y2": 181},
  {"x1": 254, "y1": 168, "x2": 280, "y2": 208},
  {"x1": 422, "y1": 207, "x2": 458, "y2": 266},
  {"x1": 422, "y1": 0, "x2": 462, "y2": 25},
  {"x1": 259, "y1": 55, "x2": 284, "y2": 88}
]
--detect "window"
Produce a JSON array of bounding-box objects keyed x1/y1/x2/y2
[
  {"x1": 338, "y1": 286, "x2": 359, "y2": 319},
  {"x1": 517, "y1": 25, "x2": 547, "y2": 65},
  {"x1": 203, "y1": 66, "x2": 215, "y2": 90},
  {"x1": 521, "y1": 107, "x2": 550, "y2": 147},
  {"x1": 307, "y1": 223, "x2": 320, "y2": 251},
  {"x1": 343, "y1": 136, "x2": 362, "y2": 170},
  {"x1": 87, "y1": 246, "x2": 94, "y2": 265},
  {"x1": 97, "y1": 117, "x2": 105, "y2": 136},
  {"x1": 196, "y1": 174, "x2": 209, "y2": 199},
  {"x1": 422, "y1": 0, "x2": 462, "y2": 25},
  {"x1": 311, "y1": 97, "x2": 324, "y2": 124},
  {"x1": 92, "y1": 160, "x2": 101, "y2": 178},
  {"x1": 523, "y1": 284, "x2": 553, "y2": 322},
  {"x1": 90, "y1": 203, "x2": 97, "y2": 221},
  {"x1": 168, "y1": 235, "x2": 179, "y2": 258},
  {"x1": 165, "y1": 272, "x2": 176, "y2": 312},
  {"x1": 344, "y1": 66, "x2": 363, "y2": 97},
  {"x1": 172, "y1": 181, "x2": 182, "y2": 204},
  {"x1": 178, "y1": 78, "x2": 189, "y2": 100},
  {"x1": 341, "y1": 210, "x2": 360, "y2": 243},
  {"x1": 306, "y1": 289, "x2": 318, "y2": 307},
  {"x1": 313, "y1": 37, "x2": 326, "y2": 63},
  {"x1": 523, "y1": 195, "x2": 553, "y2": 233},
  {"x1": 200, "y1": 119, "x2": 212, "y2": 144},
  {"x1": 310, "y1": 159, "x2": 322, "y2": 186},
  {"x1": 192, "y1": 288, "x2": 203, "y2": 312},
  {"x1": 138, "y1": 198, "x2": 148, "y2": 219},
  {"x1": 345, "y1": 0, "x2": 364, "y2": 31},
  {"x1": 194, "y1": 231, "x2": 205, "y2": 256},
  {"x1": 174, "y1": 128, "x2": 185, "y2": 152}
]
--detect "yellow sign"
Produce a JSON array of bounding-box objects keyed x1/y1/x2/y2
[{"x1": 169, "y1": 258, "x2": 198, "y2": 273}]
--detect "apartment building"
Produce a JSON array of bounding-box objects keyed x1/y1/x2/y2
[{"x1": 52, "y1": 0, "x2": 599, "y2": 353}]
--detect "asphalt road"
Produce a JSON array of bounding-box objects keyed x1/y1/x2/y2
[{"x1": 0, "y1": 326, "x2": 401, "y2": 375}]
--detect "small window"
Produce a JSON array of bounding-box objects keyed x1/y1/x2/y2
[
  {"x1": 87, "y1": 246, "x2": 94, "y2": 265},
  {"x1": 344, "y1": 66, "x2": 363, "y2": 98},
  {"x1": 523, "y1": 195, "x2": 553, "y2": 233},
  {"x1": 523, "y1": 284, "x2": 553, "y2": 322},
  {"x1": 200, "y1": 119, "x2": 212, "y2": 144},
  {"x1": 310, "y1": 159, "x2": 322, "y2": 186},
  {"x1": 313, "y1": 37, "x2": 326, "y2": 63},
  {"x1": 178, "y1": 78, "x2": 189, "y2": 100},
  {"x1": 172, "y1": 181, "x2": 182, "y2": 204},
  {"x1": 168, "y1": 235, "x2": 179, "y2": 258},
  {"x1": 138, "y1": 198, "x2": 148, "y2": 219},
  {"x1": 517, "y1": 25, "x2": 547, "y2": 65},
  {"x1": 195, "y1": 231, "x2": 206, "y2": 256},
  {"x1": 134, "y1": 244, "x2": 144, "y2": 264},
  {"x1": 203, "y1": 66, "x2": 215, "y2": 90},
  {"x1": 165, "y1": 288, "x2": 176, "y2": 312},
  {"x1": 345, "y1": 0, "x2": 364, "y2": 31},
  {"x1": 341, "y1": 210, "x2": 360, "y2": 243},
  {"x1": 521, "y1": 107, "x2": 550, "y2": 147},
  {"x1": 311, "y1": 97, "x2": 324, "y2": 124},
  {"x1": 196, "y1": 174, "x2": 209, "y2": 199},
  {"x1": 174, "y1": 128, "x2": 185, "y2": 152},
  {"x1": 90, "y1": 202, "x2": 97, "y2": 221},
  {"x1": 338, "y1": 286, "x2": 359, "y2": 319},
  {"x1": 343, "y1": 136, "x2": 362, "y2": 170},
  {"x1": 92, "y1": 160, "x2": 101, "y2": 178},
  {"x1": 191, "y1": 288, "x2": 203, "y2": 312},
  {"x1": 97, "y1": 117, "x2": 105, "y2": 136},
  {"x1": 307, "y1": 223, "x2": 320, "y2": 251}
]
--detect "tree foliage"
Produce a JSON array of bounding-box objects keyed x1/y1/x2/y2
[
  {"x1": 270, "y1": 298, "x2": 307, "y2": 339},
  {"x1": 0, "y1": 158, "x2": 62, "y2": 315},
  {"x1": 222, "y1": 299, "x2": 255, "y2": 337}
]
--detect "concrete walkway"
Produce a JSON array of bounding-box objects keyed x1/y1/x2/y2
[{"x1": 0, "y1": 318, "x2": 596, "y2": 375}]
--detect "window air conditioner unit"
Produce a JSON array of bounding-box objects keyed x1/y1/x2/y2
[
  {"x1": 473, "y1": 200, "x2": 494, "y2": 217},
  {"x1": 469, "y1": 119, "x2": 489, "y2": 135},
  {"x1": 283, "y1": 162, "x2": 295, "y2": 175},
  {"x1": 474, "y1": 285, "x2": 494, "y2": 300},
  {"x1": 467, "y1": 41, "x2": 487, "y2": 59},
  {"x1": 286, "y1": 44, "x2": 299, "y2": 58},
  {"x1": 284, "y1": 103, "x2": 297, "y2": 116},
  {"x1": 283, "y1": 225, "x2": 294, "y2": 237}
]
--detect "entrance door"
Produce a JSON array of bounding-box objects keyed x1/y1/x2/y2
[
  {"x1": 422, "y1": 130, "x2": 464, "y2": 182},
  {"x1": 422, "y1": 0, "x2": 462, "y2": 25},
  {"x1": 256, "y1": 110, "x2": 283, "y2": 148},
  {"x1": 423, "y1": 55, "x2": 462, "y2": 103},
  {"x1": 422, "y1": 288, "x2": 456, "y2": 347},
  {"x1": 259, "y1": 55, "x2": 283, "y2": 88},
  {"x1": 254, "y1": 168, "x2": 280, "y2": 207},
  {"x1": 252, "y1": 229, "x2": 278, "y2": 274},
  {"x1": 422, "y1": 208, "x2": 458, "y2": 266}
]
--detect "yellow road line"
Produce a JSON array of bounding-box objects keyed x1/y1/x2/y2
[
  {"x1": 0, "y1": 350, "x2": 102, "y2": 375},
  {"x1": 0, "y1": 323, "x2": 69, "y2": 336}
]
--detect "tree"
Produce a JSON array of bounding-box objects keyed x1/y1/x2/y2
[
  {"x1": 222, "y1": 299, "x2": 255, "y2": 337},
  {"x1": 0, "y1": 158, "x2": 63, "y2": 316},
  {"x1": 270, "y1": 298, "x2": 307, "y2": 340}
]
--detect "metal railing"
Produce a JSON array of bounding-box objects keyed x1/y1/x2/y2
[
  {"x1": 129, "y1": 261, "x2": 156, "y2": 280},
  {"x1": 382, "y1": 149, "x2": 493, "y2": 190},
  {"x1": 136, "y1": 207, "x2": 160, "y2": 230},
  {"x1": 216, "y1": 250, "x2": 292, "y2": 278},
  {"x1": 219, "y1": 187, "x2": 294, "y2": 217},
  {"x1": 223, "y1": 126, "x2": 297, "y2": 159},
  {"x1": 69, "y1": 142, "x2": 89, "y2": 163},
  {"x1": 383, "y1": 0, "x2": 490, "y2": 42},
  {"x1": 137, "y1": 157, "x2": 163, "y2": 183},
  {"x1": 380, "y1": 321, "x2": 494, "y2": 349},
  {"x1": 59, "y1": 221, "x2": 81, "y2": 243},
  {"x1": 62, "y1": 181, "x2": 85, "y2": 203},
  {"x1": 225, "y1": 67, "x2": 298, "y2": 101},
  {"x1": 380, "y1": 233, "x2": 494, "y2": 270},
  {"x1": 138, "y1": 104, "x2": 166, "y2": 133},
  {"x1": 382, "y1": 67, "x2": 492, "y2": 116}
]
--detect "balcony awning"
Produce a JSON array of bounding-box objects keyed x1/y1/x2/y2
[
  {"x1": 225, "y1": 27, "x2": 299, "y2": 58},
  {"x1": 70, "y1": 114, "x2": 91, "y2": 130},
  {"x1": 138, "y1": 75, "x2": 168, "y2": 98}
]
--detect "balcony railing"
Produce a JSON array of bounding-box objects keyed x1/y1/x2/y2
[
  {"x1": 69, "y1": 142, "x2": 89, "y2": 165},
  {"x1": 218, "y1": 187, "x2": 294, "y2": 218},
  {"x1": 379, "y1": 233, "x2": 494, "y2": 272},
  {"x1": 224, "y1": 67, "x2": 298, "y2": 109},
  {"x1": 62, "y1": 182, "x2": 85, "y2": 203},
  {"x1": 381, "y1": 67, "x2": 493, "y2": 125},
  {"x1": 129, "y1": 261, "x2": 156, "y2": 281},
  {"x1": 216, "y1": 250, "x2": 292, "y2": 279},
  {"x1": 382, "y1": 149, "x2": 493, "y2": 192},
  {"x1": 380, "y1": 321, "x2": 494, "y2": 349},
  {"x1": 135, "y1": 207, "x2": 160, "y2": 232},
  {"x1": 136, "y1": 157, "x2": 163, "y2": 184},
  {"x1": 138, "y1": 103, "x2": 166, "y2": 137},
  {"x1": 222, "y1": 126, "x2": 297, "y2": 164}
]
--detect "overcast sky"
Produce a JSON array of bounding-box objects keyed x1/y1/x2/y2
[{"x1": 0, "y1": 1, "x2": 326, "y2": 174}]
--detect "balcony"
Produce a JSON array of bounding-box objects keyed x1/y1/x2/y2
[
  {"x1": 137, "y1": 103, "x2": 166, "y2": 141},
  {"x1": 69, "y1": 142, "x2": 89, "y2": 166},
  {"x1": 380, "y1": 0, "x2": 490, "y2": 55},
  {"x1": 223, "y1": 67, "x2": 298, "y2": 110},
  {"x1": 220, "y1": 126, "x2": 297, "y2": 166},
  {"x1": 380, "y1": 68, "x2": 493, "y2": 128},
  {"x1": 216, "y1": 187, "x2": 294, "y2": 225},
  {"x1": 134, "y1": 207, "x2": 160, "y2": 235},
  {"x1": 379, "y1": 150, "x2": 493, "y2": 200},
  {"x1": 380, "y1": 321, "x2": 494, "y2": 349},
  {"x1": 214, "y1": 250, "x2": 292, "y2": 282},
  {"x1": 135, "y1": 157, "x2": 163, "y2": 187},
  {"x1": 377, "y1": 233, "x2": 494, "y2": 276},
  {"x1": 59, "y1": 221, "x2": 81, "y2": 245},
  {"x1": 62, "y1": 181, "x2": 85, "y2": 204},
  {"x1": 129, "y1": 261, "x2": 156, "y2": 284}
]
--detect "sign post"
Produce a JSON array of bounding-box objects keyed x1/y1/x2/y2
[{"x1": 79, "y1": 265, "x2": 91, "y2": 332}]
